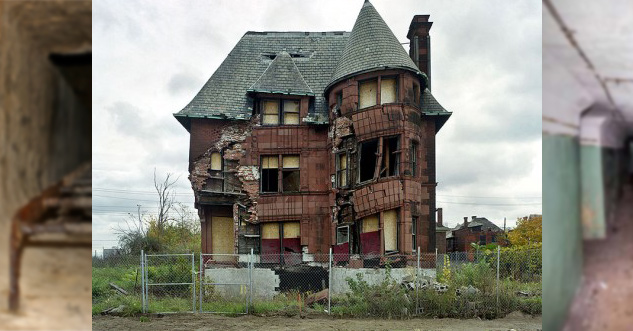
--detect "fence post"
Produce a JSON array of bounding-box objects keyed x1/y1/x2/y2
[
  {"x1": 199, "y1": 252, "x2": 203, "y2": 313},
  {"x1": 435, "y1": 247, "x2": 438, "y2": 268},
  {"x1": 140, "y1": 250, "x2": 145, "y2": 314},
  {"x1": 249, "y1": 248, "x2": 253, "y2": 313},
  {"x1": 416, "y1": 246, "x2": 420, "y2": 316},
  {"x1": 496, "y1": 245, "x2": 500, "y2": 313},
  {"x1": 191, "y1": 253, "x2": 196, "y2": 313},
  {"x1": 328, "y1": 247, "x2": 332, "y2": 315}
]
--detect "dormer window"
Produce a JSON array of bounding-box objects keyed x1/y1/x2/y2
[
  {"x1": 262, "y1": 100, "x2": 280, "y2": 125},
  {"x1": 261, "y1": 98, "x2": 301, "y2": 125}
]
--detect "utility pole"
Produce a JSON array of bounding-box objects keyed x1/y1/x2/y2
[{"x1": 137, "y1": 204, "x2": 142, "y2": 234}]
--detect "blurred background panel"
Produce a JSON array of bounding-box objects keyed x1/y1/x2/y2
[
  {"x1": 544, "y1": 0, "x2": 633, "y2": 330},
  {"x1": 0, "y1": 0, "x2": 91, "y2": 329}
]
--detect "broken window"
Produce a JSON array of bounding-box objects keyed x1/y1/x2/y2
[
  {"x1": 262, "y1": 100, "x2": 280, "y2": 125},
  {"x1": 410, "y1": 141, "x2": 418, "y2": 177},
  {"x1": 336, "y1": 225, "x2": 350, "y2": 245},
  {"x1": 358, "y1": 139, "x2": 378, "y2": 182},
  {"x1": 359, "y1": 79, "x2": 377, "y2": 109},
  {"x1": 336, "y1": 91, "x2": 343, "y2": 108},
  {"x1": 283, "y1": 100, "x2": 300, "y2": 125},
  {"x1": 336, "y1": 152, "x2": 348, "y2": 187},
  {"x1": 261, "y1": 221, "x2": 301, "y2": 264},
  {"x1": 282, "y1": 155, "x2": 300, "y2": 192},
  {"x1": 492, "y1": 234, "x2": 497, "y2": 243},
  {"x1": 207, "y1": 151, "x2": 224, "y2": 191},
  {"x1": 380, "y1": 136, "x2": 400, "y2": 177},
  {"x1": 261, "y1": 156, "x2": 279, "y2": 193},
  {"x1": 479, "y1": 235, "x2": 486, "y2": 245},
  {"x1": 384, "y1": 209, "x2": 398, "y2": 253},
  {"x1": 360, "y1": 214, "x2": 380, "y2": 255},
  {"x1": 412, "y1": 216, "x2": 418, "y2": 252},
  {"x1": 380, "y1": 77, "x2": 397, "y2": 104}
]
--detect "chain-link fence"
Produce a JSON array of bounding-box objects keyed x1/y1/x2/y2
[{"x1": 92, "y1": 247, "x2": 541, "y2": 318}]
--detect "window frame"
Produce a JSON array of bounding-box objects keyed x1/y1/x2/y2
[
  {"x1": 336, "y1": 225, "x2": 350, "y2": 245},
  {"x1": 260, "y1": 98, "x2": 302, "y2": 126},
  {"x1": 260, "y1": 155, "x2": 280, "y2": 193},
  {"x1": 380, "y1": 135, "x2": 400, "y2": 178},
  {"x1": 410, "y1": 140, "x2": 418, "y2": 177},
  {"x1": 380, "y1": 76, "x2": 399, "y2": 105},
  {"x1": 281, "y1": 155, "x2": 301, "y2": 192},
  {"x1": 357, "y1": 139, "x2": 379, "y2": 184},
  {"x1": 358, "y1": 79, "x2": 378, "y2": 109},
  {"x1": 412, "y1": 216, "x2": 417, "y2": 252},
  {"x1": 336, "y1": 152, "x2": 349, "y2": 188}
]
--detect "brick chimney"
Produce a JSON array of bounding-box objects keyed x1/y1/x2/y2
[
  {"x1": 436, "y1": 208, "x2": 443, "y2": 226},
  {"x1": 463, "y1": 216, "x2": 468, "y2": 228},
  {"x1": 407, "y1": 15, "x2": 433, "y2": 89},
  {"x1": 471, "y1": 216, "x2": 476, "y2": 221}
]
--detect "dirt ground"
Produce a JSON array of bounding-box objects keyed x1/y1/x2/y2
[
  {"x1": 564, "y1": 186, "x2": 633, "y2": 330},
  {"x1": 0, "y1": 241, "x2": 92, "y2": 330},
  {"x1": 93, "y1": 312, "x2": 541, "y2": 331}
]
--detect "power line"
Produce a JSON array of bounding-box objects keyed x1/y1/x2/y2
[
  {"x1": 437, "y1": 201, "x2": 541, "y2": 206},
  {"x1": 437, "y1": 194, "x2": 541, "y2": 199}
]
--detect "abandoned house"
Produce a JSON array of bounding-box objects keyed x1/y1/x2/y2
[
  {"x1": 445, "y1": 216, "x2": 504, "y2": 252},
  {"x1": 174, "y1": 0, "x2": 451, "y2": 262}
]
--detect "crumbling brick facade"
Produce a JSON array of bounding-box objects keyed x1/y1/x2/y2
[{"x1": 175, "y1": 1, "x2": 452, "y2": 262}]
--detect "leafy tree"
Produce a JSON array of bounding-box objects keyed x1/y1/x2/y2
[{"x1": 508, "y1": 215, "x2": 542, "y2": 246}]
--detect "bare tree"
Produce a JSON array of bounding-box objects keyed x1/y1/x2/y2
[{"x1": 154, "y1": 169, "x2": 179, "y2": 241}]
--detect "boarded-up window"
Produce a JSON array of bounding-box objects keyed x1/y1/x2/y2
[
  {"x1": 261, "y1": 156, "x2": 279, "y2": 192},
  {"x1": 381, "y1": 136, "x2": 400, "y2": 177},
  {"x1": 262, "y1": 223, "x2": 280, "y2": 239},
  {"x1": 262, "y1": 100, "x2": 280, "y2": 125},
  {"x1": 359, "y1": 80, "x2": 377, "y2": 109},
  {"x1": 336, "y1": 153, "x2": 348, "y2": 187},
  {"x1": 211, "y1": 216, "x2": 233, "y2": 260},
  {"x1": 360, "y1": 214, "x2": 380, "y2": 255},
  {"x1": 381, "y1": 78, "x2": 397, "y2": 104},
  {"x1": 283, "y1": 222, "x2": 300, "y2": 239},
  {"x1": 359, "y1": 139, "x2": 378, "y2": 182},
  {"x1": 384, "y1": 209, "x2": 398, "y2": 252},
  {"x1": 210, "y1": 152, "x2": 222, "y2": 171},
  {"x1": 283, "y1": 100, "x2": 300, "y2": 125},
  {"x1": 362, "y1": 215, "x2": 379, "y2": 233},
  {"x1": 282, "y1": 155, "x2": 300, "y2": 192}
]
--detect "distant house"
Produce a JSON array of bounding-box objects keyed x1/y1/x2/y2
[
  {"x1": 435, "y1": 208, "x2": 450, "y2": 253},
  {"x1": 103, "y1": 248, "x2": 122, "y2": 259},
  {"x1": 446, "y1": 216, "x2": 504, "y2": 252}
]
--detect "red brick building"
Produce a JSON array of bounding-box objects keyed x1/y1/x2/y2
[
  {"x1": 446, "y1": 216, "x2": 504, "y2": 252},
  {"x1": 174, "y1": 1, "x2": 451, "y2": 262}
]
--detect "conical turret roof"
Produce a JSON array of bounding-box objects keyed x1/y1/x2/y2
[
  {"x1": 248, "y1": 51, "x2": 314, "y2": 95},
  {"x1": 327, "y1": 0, "x2": 421, "y2": 89}
]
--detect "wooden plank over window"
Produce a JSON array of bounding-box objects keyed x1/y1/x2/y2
[
  {"x1": 210, "y1": 152, "x2": 222, "y2": 171},
  {"x1": 283, "y1": 100, "x2": 300, "y2": 125},
  {"x1": 359, "y1": 80, "x2": 377, "y2": 109},
  {"x1": 262, "y1": 100, "x2": 280, "y2": 125},
  {"x1": 381, "y1": 78, "x2": 397, "y2": 104},
  {"x1": 383, "y1": 209, "x2": 398, "y2": 252}
]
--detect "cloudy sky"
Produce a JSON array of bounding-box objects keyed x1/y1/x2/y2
[{"x1": 92, "y1": 0, "x2": 542, "y2": 254}]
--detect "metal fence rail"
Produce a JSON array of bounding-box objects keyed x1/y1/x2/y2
[{"x1": 93, "y1": 247, "x2": 541, "y2": 317}]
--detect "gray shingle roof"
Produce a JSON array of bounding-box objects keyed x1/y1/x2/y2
[
  {"x1": 421, "y1": 88, "x2": 451, "y2": 131},
  {"x1": 175, "y1": 31, "x2": 349, "y2": 129},
  {"x1": 248, "y1": 51, "x2": 314, "y2": 96},
  {"x1": 326, "y1": 0, "x2": 421, "y2": 90},
  {"x1": 453, "y1": 217, "x2": 502, "y2": 232}
]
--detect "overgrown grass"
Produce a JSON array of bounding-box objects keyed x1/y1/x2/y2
[{"x1": 93, "y1": 259, "x2": 541, "y2": 319}]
